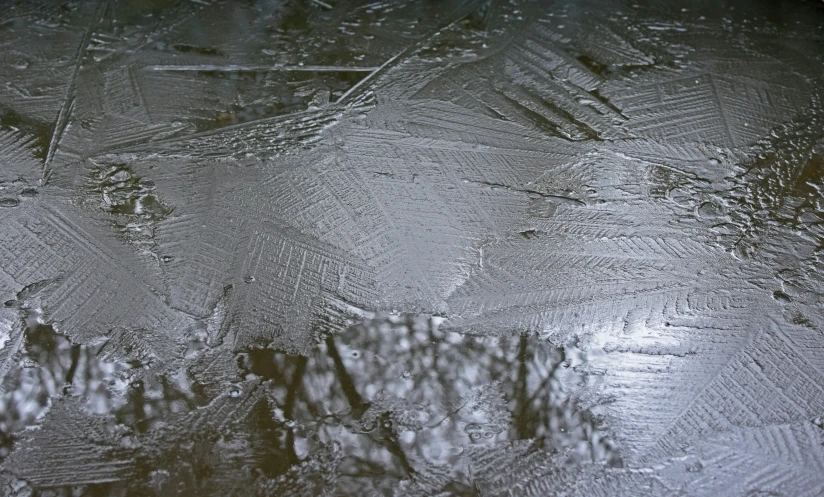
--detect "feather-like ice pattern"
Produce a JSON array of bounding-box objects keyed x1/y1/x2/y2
[
  {"x1": 0, "y1": 0, "x2": 823, "y2": 495},
  {"x1": 0, "y1": 191, "x2": 189, "y2": 356}
]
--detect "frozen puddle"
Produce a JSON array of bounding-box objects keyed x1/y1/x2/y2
[{"x1": 1, "y1": 0, "x2": 824, "y2": 495}]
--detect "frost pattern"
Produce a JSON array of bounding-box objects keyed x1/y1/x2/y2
[{"x1": 1, "y1": 0, "x2": 824, "y2": 495}]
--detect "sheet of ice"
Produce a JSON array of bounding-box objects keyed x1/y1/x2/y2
[{"x1": 1, "y1": 0, "x2": 823, "y2": 495}]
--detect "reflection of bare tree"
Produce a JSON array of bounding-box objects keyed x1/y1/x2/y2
[
  {"x1": 326, "y1": 334, "x2": 416, "y2": 478},
  {"x1": 325, "y1": 335, "x2": 367, "y2": 414},
  {"x1": 284, "y1": 355, "x2": 307, "y2": 466},
  {"x1": 2, "y1": 313, "x2": 616, "y2": 495},
  {"x1": 0, "y1": 310, "x2": 130, "y2": 462},
  {"x1": 240, "y1": 315, "x2": 617, "y2": 494}
]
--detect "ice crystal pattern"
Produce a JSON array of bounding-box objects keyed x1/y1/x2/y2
[{"x1": 1, "y1": 0, "x2": 824, "y2": 496}]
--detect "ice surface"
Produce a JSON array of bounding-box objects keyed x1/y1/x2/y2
[{"x1": 1, "y1": 0, "x2": 824, "y2": 495}]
